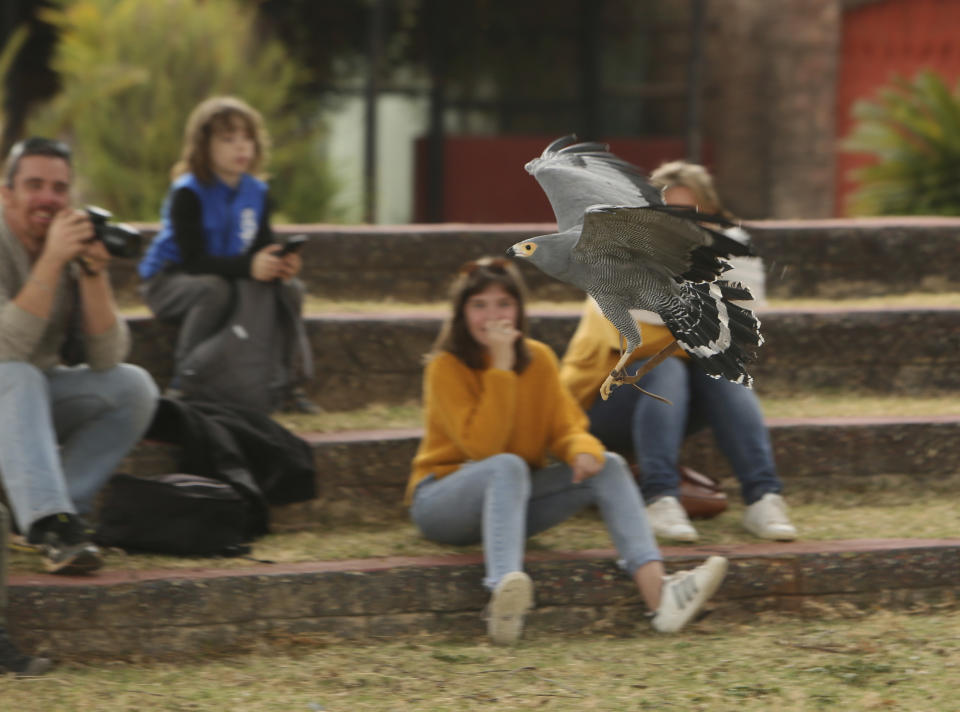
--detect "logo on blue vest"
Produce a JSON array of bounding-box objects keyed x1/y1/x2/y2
[{"x1": 240, "y1": 208, "x2": 258, "y2": 247}]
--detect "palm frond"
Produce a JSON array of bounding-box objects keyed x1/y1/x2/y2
[{"x1": 844, "y1": 70, "x2": 960, "y2": 216}]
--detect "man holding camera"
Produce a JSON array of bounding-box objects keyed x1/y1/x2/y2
[{"x1": 0, "y1": 137, "x2": 158, "y2": 575}]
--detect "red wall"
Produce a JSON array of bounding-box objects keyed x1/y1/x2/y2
[
  {"x1": 836, "y1": 0, "x2": 960, "y2": 215},
  {"x1": 414, "y1": 136, "x2": 708, "y2": 223}
]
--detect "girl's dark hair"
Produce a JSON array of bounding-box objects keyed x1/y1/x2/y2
[
  {"x1": 172, "y1": 96, "x2": 270, "y2": 183},
  {"x1": 430, "y1": 257, "x2": 531, "y2": 372}
]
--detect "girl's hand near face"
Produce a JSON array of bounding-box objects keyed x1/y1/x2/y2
[{"x1": 485, "y1": 318, "x2": 520, "y2": 371}]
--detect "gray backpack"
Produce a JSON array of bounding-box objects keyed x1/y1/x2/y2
[{"x1": 179, "y1": 280, "x2": 311, "y2": 412}]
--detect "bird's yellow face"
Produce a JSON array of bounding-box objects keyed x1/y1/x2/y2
[{"x1": 511, "y1": 242, "x2": 538, "y2": 258}]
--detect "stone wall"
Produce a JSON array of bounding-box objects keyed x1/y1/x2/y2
[{"x1": 111, "y1": 218, "x2": 960, "y2": 305}]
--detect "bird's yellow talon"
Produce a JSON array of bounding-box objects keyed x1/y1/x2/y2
[{"x1": 600, "y1": 373, "x2": 623, "y2": 400}]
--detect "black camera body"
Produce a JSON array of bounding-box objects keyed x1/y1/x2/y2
[{"x1": 85, "y1": 206, "x2": 141, "y2": 258}]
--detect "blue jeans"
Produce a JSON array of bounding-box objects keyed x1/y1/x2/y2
[
  {"x1": 0, "y1": 362, "x2": 159, "y2": 534},
  {"x1": 588, "y1": 356, "x2": 782, "y2": 506},
  {"x1": 410, "y1": 452, "x2": 662, "y2": 590}
]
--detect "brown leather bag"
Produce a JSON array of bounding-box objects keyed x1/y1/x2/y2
[
  {"x1": 630, "y1": 463, "x2": 728, "y2": 519},
  {"x1": 677, "y1": 465, "x2": 728, "y2": 519}
]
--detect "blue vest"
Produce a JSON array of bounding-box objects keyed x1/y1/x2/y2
[{"x1": 138, "y1": 173, "x2": 267, "y2": 279}]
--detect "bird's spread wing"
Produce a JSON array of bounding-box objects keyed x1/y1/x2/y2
[
  {"x1": 525, "y1": 135, "x2": 664, "y2": 232},
  {"x1": 572, "y1": 205, "x2": 753, "y2": 283}
]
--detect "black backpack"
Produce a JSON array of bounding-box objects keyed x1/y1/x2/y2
[{"x1": 95, "y1": 473, "x2": 252, "y2": 557}]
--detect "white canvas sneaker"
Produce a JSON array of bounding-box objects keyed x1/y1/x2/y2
[
  {"x1": 743, "y1": 493, "x2": 797, "y2": 541},
  {"x1": 651, "y1": 556, "x2": 729, "y2": 633},
  {"x1": 647, "y1": 496, "x2": 699, "y2": 542},
  {"x1": 486, "y1": 571, "x2": 534, "y2": 645}
]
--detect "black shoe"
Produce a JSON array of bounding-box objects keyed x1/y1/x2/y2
[
  {"x1": 27, "y1": 513, "x2": 103, "y2": 575},
  {"x1": 0, "y1": 627, "x2": 52, "y2": 677},
  {"x1": 283, "y1": 387, "x2": 322, "y2": 414}
]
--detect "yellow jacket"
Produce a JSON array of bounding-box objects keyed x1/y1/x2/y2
[
  {"x1": 406, "y1": 338, "x2": 606, "y2": 504},
  {"x1": 559, "y1": 299, "x2": 688, "y2": 411}
]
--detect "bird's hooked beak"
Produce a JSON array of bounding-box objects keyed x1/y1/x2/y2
[{"x1": 505, "y1": 245, "x2": 518, "y2": 258}]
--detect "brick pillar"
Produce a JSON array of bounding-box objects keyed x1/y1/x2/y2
[{"x1": 705, "y1": 0, "x2": 841, "y2": 219}]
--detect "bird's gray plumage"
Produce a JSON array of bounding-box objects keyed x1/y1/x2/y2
[
  {"x1": 523, "y1": 135, "x2": 664, "y2": 231},
  {"x1": 508, "y1": 135, "x2": 763, "y2": 389}
]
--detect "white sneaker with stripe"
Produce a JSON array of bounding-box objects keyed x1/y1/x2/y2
[{"x1": 651, "y1": 556, "x2": 728, "y2": 633}]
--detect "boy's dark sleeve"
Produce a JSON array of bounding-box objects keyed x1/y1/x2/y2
[
  {"x1": 170, "y1": 187, "x2": 256, "y2": 278},
  {"x1": 249, "y1": 193, "x2": 276, "y2": 253}
]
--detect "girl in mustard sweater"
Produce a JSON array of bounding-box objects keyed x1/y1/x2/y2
[{"x1": 407, "y1": 257, "x2": 728, "y2": 645}]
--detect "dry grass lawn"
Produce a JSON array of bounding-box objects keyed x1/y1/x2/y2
[{"x1": 1, "y1": 610, "x2": 958, "y2": 711}]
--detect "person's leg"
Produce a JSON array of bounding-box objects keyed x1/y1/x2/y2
[
  {"x1": 688, "y1": 367, "x2": 796, "y2": 540},
  {"x1": 142, "y1": 273, "x2": 233, "y2": 369},
  {"x1": 587, "y1": 357, "x2": 697, "y2": 540},
  {"x1": 277, "y1": 278, "x2": 319, "y2": 413},
  {"x1": 279, "y1": 277, "x2": 305, "y2": 314},
  {"x1": 411, "y1": 454, "x2": 534, "y2": 644},
  {"x1": 630, "y1": 357, "x2": 690, "y2": 503},
  {"x1": 688, "y1": 367, "x2": 781, "y2": 504},
  {"x1": 49, "y1": 363, "x2": 159, "y2": 516},
  {"x1": 525, "y1": 453, "x2": 661, "y2": 574},
  {"x1": 0, "y1": 363, "x2": 76, "y2": 534},
  {"x1": 523, "y1": 454, "x2": 728, "y2": 631},
  {"x1": 585, "y1": 376, "x2": 640, "y2": 455},
  {"x1": 625, "y1": 358, "x2": 701, "y2": 542},
  {"x1": 0, "y1": 363, "x2": 139, "y2": 575},
  {"x1": 411, "y1": 453, "x2": 531, "y2": 590}
]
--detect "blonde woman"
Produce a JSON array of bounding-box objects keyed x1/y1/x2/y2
[{"x1": 560, "y1": 161, "x2": 796, "y2": 543}]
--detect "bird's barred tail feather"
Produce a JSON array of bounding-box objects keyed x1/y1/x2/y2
[{"x1": 662, "y1": 280, "x2": 763, "y2": 387}]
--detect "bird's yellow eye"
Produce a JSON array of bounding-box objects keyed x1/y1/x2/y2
[{"x1": 522, "y1": 243, "x2": 537, "y2": 254}]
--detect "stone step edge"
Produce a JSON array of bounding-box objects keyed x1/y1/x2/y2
[
  {"x1": 9, "y1": 537, "x2": 959, "y2": 589},
  {"x1": 124, "y1": 305, "x2": 960, "y2": 325},
  {"x1": 296, "y1": 415, "x2": 960, "y2": 445},
  {"x1": 8, "y1": 538, "x2": 960, "y2": 661}
]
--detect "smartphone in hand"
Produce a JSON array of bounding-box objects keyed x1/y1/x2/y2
[{"x1": 276, "y1": 234, "x2": 308, "y2": 256}]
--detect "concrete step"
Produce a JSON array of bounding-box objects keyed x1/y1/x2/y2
[
  {"x1": 124, "y1": 415, "x2": 960, "y2": 527},
  {"x1": 9, "y1": 538, "x2": 960, "y2": 660},
  {"x1": 126, "y1": 306, "x2": 960, "y2": 408},
  {"x1": 111, "y1": 218, "x2": 960, "y2": 303}
]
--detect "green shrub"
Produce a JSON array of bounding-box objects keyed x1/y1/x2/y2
[
  {"x1": 845, "y1": 70, "x2": 960, "y2": 216},
  {"x1": 1, "y1": 27, "x2": 27, "y2": 142},
  {"x1": 26, "y1": 0, "x2": 340, "y2": 223}
]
